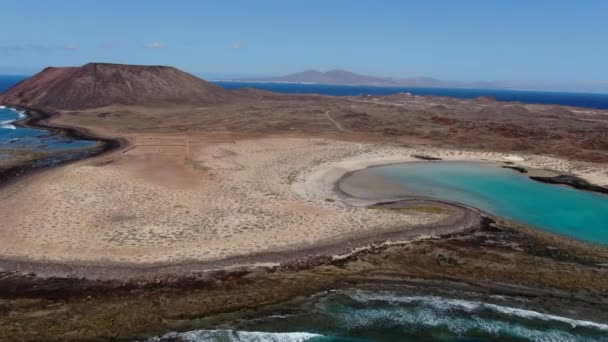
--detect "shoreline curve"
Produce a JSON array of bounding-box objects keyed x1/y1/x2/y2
[{"x1": 0, "y1": 105, "x2": 126, "y2": 188}]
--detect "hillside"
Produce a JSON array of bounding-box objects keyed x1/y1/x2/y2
[{"x1": 0, "y1": 63, "x2": 235, "y2": 110}]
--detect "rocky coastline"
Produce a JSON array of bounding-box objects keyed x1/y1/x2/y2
[{"x1": 0, "y1": 106, "x2": 124, "y2": 187}]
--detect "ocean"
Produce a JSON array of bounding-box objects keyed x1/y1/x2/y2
[
  {"x1": 0, "y1": 75, "x2": 26, "y2": 93},
  {"x1": 365, "y1": 161, "x2": 608, "y2": 245},
  {"x1": 0, "y1": 106, "x2": 96, "y2": 151},
  {"x1": 213, "y1": 81, "x2": 608, "y2": 110},
  {"x1": 3, "y1": 75, "x2": 608, "y2": 109},
  {"x1": 147, "y1": 289, "x2": 608, "y2": 342},
  {"x1": 0, "y1": 76, "x2": 98, "y2": 175}
]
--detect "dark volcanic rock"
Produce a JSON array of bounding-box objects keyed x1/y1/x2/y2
[
  {"x1": 383, "y1": 128, "x2": 402, "y2": 136},
  {"x1": 411, "y1": 154, "x2": 442, "y2": 161},
  {"x1": 0, "y1": 63, "x2": 235, "y2": 110},
  {"x1": 530, "y1": 174, "x2": 608, "y2": 194},
  {"x1": 502, "y1": 165, "x2": 528, "y2": 173}
]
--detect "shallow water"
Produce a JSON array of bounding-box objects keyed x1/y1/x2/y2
[
  {"x1": 0, "y1": 106, "x2": 101, "y2": 180},
  {"x1": 367, "y1": 162, "x2": 608, "y2": 245},
  {"x1": 148, "y1": 289, "x2": 608, "y2": 342},
  {"x1": 0, "y1": 106, "x2": 97, "y2": 151}
]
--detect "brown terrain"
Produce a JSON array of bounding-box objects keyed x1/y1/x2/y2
[
  {"x1": 0, "y1": 63, "x2": 607, "y2": 340},
  {"x1": 0, "y1": 63, "x2": 234, "y2": 109},
  {"x1": 2, "y1": 63, "x2": 608, "y2": 163}
]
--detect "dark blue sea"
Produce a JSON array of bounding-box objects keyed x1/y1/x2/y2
[
  {"x1": 214, "y1": 81, "x2": 608, "y2": 110},
  {"x1": 3, "y1": 75, "x2": 608, "y2": 110},
  {"x1": 0, "y1": 75, "x2": 26, "y2": 93}
]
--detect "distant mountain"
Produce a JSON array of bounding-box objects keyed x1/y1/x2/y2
[
  {"x1": 238, "y1": 69, "x2": 464, "y2": 88},
  {"x1": 0, "y1": 63, "x2": 235, "y2": 110},
  {"x1": 257, "y1": 69, "x2": 400, "y2": 86},
  {"x1": 237, "y1": 70, "x2": 608, "y2": 93},
  {"x1": 240, "y1": 69, "x2": 397, "y2": 86}
]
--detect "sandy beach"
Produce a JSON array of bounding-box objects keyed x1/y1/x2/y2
[{"x1": 295, "y1": 143, "x2": 608, "y2": 204}]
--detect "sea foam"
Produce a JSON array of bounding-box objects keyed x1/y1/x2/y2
[
  {"x1": 352, "y1": 292, "x2": 608, "y2": 331},
  {"x1": 0, "y1": 107, "x2": 26, "y2": 129},
  {"x1": 337, "y1": 291, "x2": 608, "y2": 342},
  {"x1": 0, "y1": 123, "x2": 16, "y2": 130},
  {"x1": 348, "y1": 291, "x2": 608, "y2": 331},
  {"x1": 147, "y1": 329, "x2": 324, "y2": 342}
]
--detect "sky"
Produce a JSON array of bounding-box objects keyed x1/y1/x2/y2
[{"x1": 1, "y1": 0, "x2": 607, "y2": 90}]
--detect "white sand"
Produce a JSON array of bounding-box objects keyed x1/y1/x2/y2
[
  {"x1": 504, "y1": 155, "x2": 525, "y2": 162},
  {"x1": 294, "y1": 145, "x2": 608, "y2": 205}
]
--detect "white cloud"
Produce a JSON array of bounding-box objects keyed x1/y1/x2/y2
[
  {"x1": 231, "y1": 43, "x2": 246, "y2": 50},
  {"x1": 144, "y1": 42, "x2": 164, "y2": 49}
]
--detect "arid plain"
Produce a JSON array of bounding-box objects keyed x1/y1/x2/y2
[{"x1": 2, "y1": 88, "x2": 608, "y2": 271}]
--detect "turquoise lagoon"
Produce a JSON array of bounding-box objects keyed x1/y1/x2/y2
[{"x1": 368, "y1": 161, "x2": 608, "y2": 245}]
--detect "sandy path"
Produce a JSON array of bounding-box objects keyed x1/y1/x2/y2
[{"x1": 324, "y1": 109, "x2": 349, "y2": 132}]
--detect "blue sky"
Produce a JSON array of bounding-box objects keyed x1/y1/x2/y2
[{"x1": 1, "y1": 0, "x2": 607, "y2": 87}]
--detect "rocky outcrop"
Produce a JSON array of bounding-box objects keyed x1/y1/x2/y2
[{"x1": 530, "y1": 175, "x2": 608, "y2": 194}]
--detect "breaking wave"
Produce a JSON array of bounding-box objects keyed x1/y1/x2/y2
[
  {"x1": 336, "y1": 291, "x2": 608, "y2": 341},
  {"x1": 147, "y1": 329, "x2": 326, "y2": 342},
  {"x1": 349, "y1": 291, "x2": 608, "y2": 331},
  {"x1": 0, "y1": 123, "x2": 16, "y2": 130},
  {"x1": 0, "y1": 107, "x2": 26, "y2": 129},
  {"x1": 144, "y1": 290, "x2": 608, "y2": 342}
]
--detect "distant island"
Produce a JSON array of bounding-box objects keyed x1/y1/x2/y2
[
  {"x1": 237, "y1": 69, "x2": 453, "y2": 87},
  {"x1": 232, "y1": 69, "x2": 608, "y2": 93}
]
